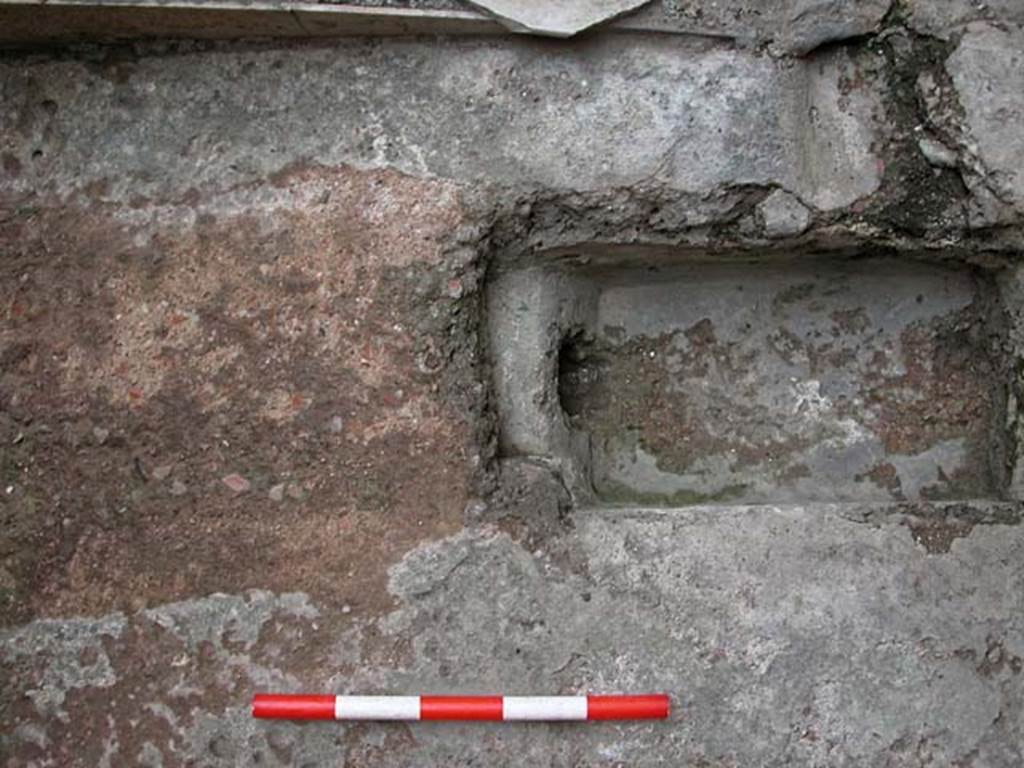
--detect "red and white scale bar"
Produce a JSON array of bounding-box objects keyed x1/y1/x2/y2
[{"x1": 253, "y1": 694, "x2": 670, "y2": 722}]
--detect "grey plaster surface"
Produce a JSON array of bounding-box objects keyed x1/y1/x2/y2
[
  {"x1": 3, "y1": 508, "x2": 1022, "y2": 765},
  {"x1": 0, "y1": 35, "x2": 880, "y2": 210}
]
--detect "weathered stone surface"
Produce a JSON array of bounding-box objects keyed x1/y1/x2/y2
[
  {"x1": 917, "y1": 136, "x2": 958, "y2": 169},
  {"x1": 625, "y1": 0, "x2": 891, "y2": 54},
  {"x1": 947, "y1": 23, "x2": 1024, "y2": 213},
  {"x1": 775, "y1": 0, "x2": 892, "y2": 55},
  {"x1": 3, "y1": 510, "x2": 1021, "y2": 765},
  {"x1": 758, "y1": 189, "x2": 812, "y2": 237},
  {"x1": 0, "y1": 35, "x2": 881, "y2": 210},
  {"x1": 905, "y1": 0, "x2": 1024, "y2": 39},
  {"x1": 487, "y1": 266, "x2": 595, "y2": 492}
]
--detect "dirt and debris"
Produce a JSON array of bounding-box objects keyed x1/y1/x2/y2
[
  {"x1": 905, "y1": 516, "x2": 975, "y2": 553},
  {"x1": 0, "y1": 165, "x2": 481, "y2": 627}
]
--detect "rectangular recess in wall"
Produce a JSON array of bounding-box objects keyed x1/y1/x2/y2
[{"x1": 489, "y1": 254, "x2": 1013, "y2": 507}]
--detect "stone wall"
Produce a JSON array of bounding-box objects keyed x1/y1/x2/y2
[{"x1": 1, "y1": 2, "x2": 1023, "y2": 765}]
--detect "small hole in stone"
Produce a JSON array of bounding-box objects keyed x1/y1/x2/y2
[
  {"x1": 557, "y1": 329, "x2": 596, "y2": 420},
  {"x1": 31, "y1": 149, "x2": 43, "y2": 160}
]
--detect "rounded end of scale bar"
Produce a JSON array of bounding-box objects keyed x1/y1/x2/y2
[
  {"x1": 252, "y1": 693, "x2": 336, "y2": 720},
  {"x1": 587, "y1": 694, "x2": 670, "y2": 720}
]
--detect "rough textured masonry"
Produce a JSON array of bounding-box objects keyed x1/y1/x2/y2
[{"x1": 1, "y1": 1, "x2": 1024, "y2": 765}]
